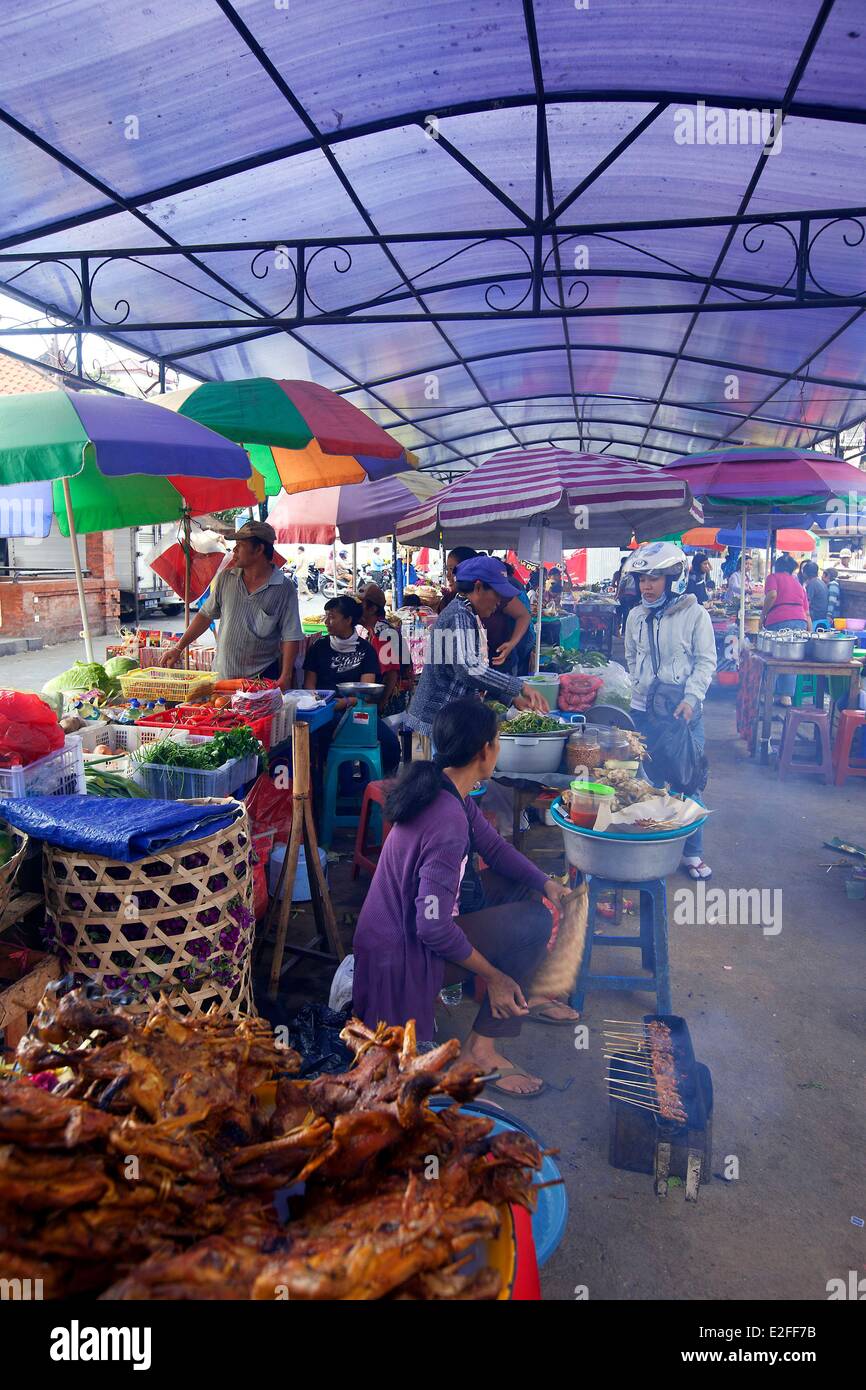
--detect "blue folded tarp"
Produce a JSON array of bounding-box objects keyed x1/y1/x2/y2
[{"x1": 0, "y1": 795, "x2": 244, "y2": 862}]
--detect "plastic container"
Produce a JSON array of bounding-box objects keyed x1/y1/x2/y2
[
  {"x1": 523, "y1": 673, "x2": 560, "y2": 707},
  {"x1": 566, "y1": 780, "x2": 615, "y2": 827},
  {"x1": 496, "y1": 728, "x2": 569, "y2": 774},
  {"x1": 132, "y1": 752, "x2": 259, "y2": 800},
  {"x1": 136, "y1": 708, "x2": 272, "y2": 747},
  {"x1": 0, "y1": 735, "x2": 85, "y2": 798},
  {"x1": 550, "y1": 797, "x2": 707, "y2": 882},
  {"x1": 119, "y1": 669, "x2": 217, "y2": 703},
  {"x1": 268, "y1": 843, "x2": 329, "y2": 901}
]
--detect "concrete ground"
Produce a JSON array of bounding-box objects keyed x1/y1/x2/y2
[
  {"x1": 5, "y1": 626, "x2": 864, "y2": 1300},
  {"x1": 269, "y1": 684, "x2": 866, "y2": 1302}
]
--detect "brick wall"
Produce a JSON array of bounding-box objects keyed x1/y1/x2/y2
[{"x1": 0, "y1": 577, "x2": 119, "y2": 642}]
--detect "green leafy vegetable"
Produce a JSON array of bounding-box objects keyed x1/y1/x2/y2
[
  {"x1": 135, "y1": 725, "x2": 266, "y2": 772},
  {"x1": 43, "y1": 662, "x2": 120, "y2": 699},
  {"x1": 500, "y1": 712, "x2": 564, "y2": 734}
]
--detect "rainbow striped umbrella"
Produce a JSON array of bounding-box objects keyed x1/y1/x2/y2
[
  {"x1": 0, "y1": 389, "x2": 259, "y2": 535},
  {"x1": 155, "y1": 378, "x2": 417, "y2": 495},
  {"x1": 0, "y1": 389, "x2": 255, "y2": 660}
]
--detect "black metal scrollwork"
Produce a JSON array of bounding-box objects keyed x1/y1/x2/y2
[
  {"x1": 806, "y1": 217, "x2": 866, "y2": 298},
  {"x1": 249, "y1": 246, "x2": 298, "y2": 317}
]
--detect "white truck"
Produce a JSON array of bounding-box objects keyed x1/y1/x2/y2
[{"x1": 5, "y1": 524, "x2": 183, "y2": 621}]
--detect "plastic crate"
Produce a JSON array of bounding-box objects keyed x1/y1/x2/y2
[
  {"x1": 0, "y1": 735, "x2": 85, "y2": 798},
  {"x1": 119, "y1": 669, "x2": 217, "y2": 703},
  {"x1": 269, "y1": 700, "x2": 297, "y2": 746},
  {"x1": 79, "y1": 723, "x2": 197, "y2": 774},
  {"x1": 132, "y1": 752, "x2": 259, "y2": 800},
  {"x1": 136, "y1": 645, "x2": 216, "y2": 671},
  {"x1": 136, "y1": 708, "x2": 272, "y2": 747}
]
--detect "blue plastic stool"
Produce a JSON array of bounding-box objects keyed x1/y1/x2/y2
[
  {"x1": 570, "y1": 875, "x2": 671, "y2": 1014},
  {"x1": 320, "y1": 701, "x2": 383, "y2": 848}
]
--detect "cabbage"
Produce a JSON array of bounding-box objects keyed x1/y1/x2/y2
[
  {"x1": 42, "y1": 662, "x2": 120, "y2": 699},
  {"x1": 104, "y1": 656, "x2": 139, "y2": 678}
]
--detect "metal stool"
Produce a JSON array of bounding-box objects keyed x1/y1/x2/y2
[
  {"x1": 351, "y1": 778, "x2": 395, "y2": 878},
  {"x1": 778, "y1": 707, "x2": 833, "y2": 783},
  {"x1": 570, "y1": 876, "x2": 671, "y2": 1014},
  {"x1": 833, "y1": 708, "x2": 866, "y2": 786}
]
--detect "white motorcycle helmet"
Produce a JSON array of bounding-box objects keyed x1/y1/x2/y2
[{"x1": 624, "y1": 541, "x2": 688, "y2": 596}]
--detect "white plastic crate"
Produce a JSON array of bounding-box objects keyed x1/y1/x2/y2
[
  {"x1": 132, "y1": 751, "x2": 258, "y2": 801},
  {"x1": 0, "y1": 735, "x2": 85, "y2": 798},
  {"x1": 269, "y1": 698, "x2": 297, "y2": 746}
]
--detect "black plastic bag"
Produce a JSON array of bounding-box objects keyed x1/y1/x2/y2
[
  {"x1": 286, "y1": 1002, "x2": 354, "y2": 1077},
  {"x1": 644, "y1": 715, "x2": 709, "y2": 797}
]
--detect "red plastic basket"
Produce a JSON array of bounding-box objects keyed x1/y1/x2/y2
[{"x1": 135, "y1": 708, "x2": 272, "y2": 746}]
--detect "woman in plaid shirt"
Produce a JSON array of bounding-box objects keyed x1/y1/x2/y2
[{"x1": 406, "y1": 556, "x2": 548, "y2": 738}]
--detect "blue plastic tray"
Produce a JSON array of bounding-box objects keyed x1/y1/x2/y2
[
  {"x1": 550, "y1": 796, "x2": 707, "y2": 843},
  {"x1": 430, "y1": 1097, "x2": 567, "y2": 1268}
]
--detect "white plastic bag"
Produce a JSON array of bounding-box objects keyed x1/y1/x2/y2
[
  {"x1": 569, "y1": 658, "x2": 632, "y2": 710},
  {"x1": 328, "y1": 953, "x2": 355, "y2": 1012}
]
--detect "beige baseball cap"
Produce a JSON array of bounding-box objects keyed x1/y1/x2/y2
[{"x1": 233, "y1": 520, "x2": 276, "y2": 545}]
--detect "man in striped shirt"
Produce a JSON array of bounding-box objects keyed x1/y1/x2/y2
[{"x1": 161, "y1": 521, "x2": 302, "y2": 687}]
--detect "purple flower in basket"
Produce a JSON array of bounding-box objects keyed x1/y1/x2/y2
[
  {"x1": 196, "y1": 907, "x2": 220, "y2": 928},
  {"x1": 186, "y1": 936, "x2": 212, "y2": 961},
  {"x1": 227, "y1": 897, "x2": 255, "y2": 932},
  {"x1": 219, "y1": 925, "x2": 240, "y2": 952},
  {"x1": 79, "y1": 952, "x2": 100, "y2": 969}
]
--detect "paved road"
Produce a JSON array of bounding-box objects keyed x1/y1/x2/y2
[{"x1": 0, "y1": 585, "x2": 329, "y2": 690}]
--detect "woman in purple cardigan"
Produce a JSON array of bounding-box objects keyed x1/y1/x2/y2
[{"x1": 352, "y1": 700, "x2": 577, "y2": 1097}]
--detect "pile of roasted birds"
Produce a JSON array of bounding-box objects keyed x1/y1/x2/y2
[{"x1": 0, "y1": 987, "x2": 544, "y2": 1300}]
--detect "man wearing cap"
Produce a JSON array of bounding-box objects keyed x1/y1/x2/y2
[
  {"x1": 406, "y1": 555, "x2": 549, "y2": 738},
  {"x1": 160, "y1": 521, "x2": 302, "y2": 688}
]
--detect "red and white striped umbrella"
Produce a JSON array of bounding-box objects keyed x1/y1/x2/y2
[{"x1": 397, "y1": 445, "x2": 702, "y2": 549}]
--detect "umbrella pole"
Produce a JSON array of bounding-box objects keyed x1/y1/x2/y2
[
  {"x1": 182, "y1": 512, "x2": 192, "y2": 672},
  {"x1": 61, "y1": 476, "x2": 95, "y2": 665},
  {"x1": 765, "y1": 523, "x2": 773, "y2": 591},
  {"x1": 332, "y1": 543, "x2": 338, "y2": 593},
  {"x1": 739, "y1": 507, "x2": 747, "y2": 653},
  {"x1": 534, "y1": 516, "x2": 544, "y2": 675},
  {"x1": 351, "y1": 542, "x2": 357, "y2": 593}
]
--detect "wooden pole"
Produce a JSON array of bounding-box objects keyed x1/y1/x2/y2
[
  {"x1": 267, "y1": 721, "x2": 342, "y2": 999},
  {"x1": 739, "y1": 506, "x2": 747, "y2": 653},
  {"x1": 61, "y1": 476, "x2": 95, "y2": 664},
  {"x1": 182, "y1": 512, "x2": 192, "y2": 671}
]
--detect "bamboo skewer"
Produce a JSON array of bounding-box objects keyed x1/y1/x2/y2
[
  {"x1": 608, "y1": 1094, "x2": 662, "y2": 1112},
  {"x1": 606, "y1": 1073, "x2": 661, "y2": 1084}
]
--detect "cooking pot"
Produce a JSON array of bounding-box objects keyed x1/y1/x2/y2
[{"x1": 806, "y1": 633, "x2": 858, "y2": 663}]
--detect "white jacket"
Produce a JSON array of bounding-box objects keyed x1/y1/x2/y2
[{"x1": 625, "y1": 593, "x2": 717, "y2": 712}]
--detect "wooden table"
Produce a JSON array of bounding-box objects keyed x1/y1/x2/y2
[{"x1": 750, "y1": 651, "x2": 862, "y2": 765}]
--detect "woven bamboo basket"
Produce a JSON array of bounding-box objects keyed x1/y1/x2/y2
[
  {"x1": 41, "y1": 800, "x2": 255, "y2": 1017},
  {"x1": 0, "y1": 825, "x2": 30, "y2": 925}
]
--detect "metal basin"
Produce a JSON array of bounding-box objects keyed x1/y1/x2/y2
[
  {"x1": 335, "y1": 682, "x2": 386, "y2": 703},
  {"x1": 550, "y1": 799, "x2": 707, "y2": 882},
  {"x1": 806, "y1": 634, "x2": 858, "y2": 663},
  {"x1": 496, "y1": 729, "x2": 569, "y2": 775},
  {"x1": 767, "y1": 635, "x2": 809, "y2": 660}
]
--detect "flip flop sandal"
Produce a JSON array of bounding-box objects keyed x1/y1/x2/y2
[
  {"x1": 484, "y1": 1069, "x2": 548, "y2": 1099},
  {"x1": 682, "y1": 857, "x2": 713, "y2": 881},
  {"x1": 525, "y1": 1004, "x2": 581, "y2": 1026}
]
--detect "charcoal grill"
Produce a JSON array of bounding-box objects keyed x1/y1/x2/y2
[{"x1": 605, "y1": 1014, "x2": 713, "y2": 1201}]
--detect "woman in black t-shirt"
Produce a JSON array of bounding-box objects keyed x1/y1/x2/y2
[{"x1": 303, "y1": 595, "x2": 400, "y2": 774}]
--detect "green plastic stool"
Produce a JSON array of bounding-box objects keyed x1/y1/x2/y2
[{"x1": 792, "y1": 674, "x2": 818, "y2": 707}]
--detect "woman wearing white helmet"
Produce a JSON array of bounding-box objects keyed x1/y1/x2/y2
[{"x1": 623, "y1": 541, "x2": 717, "y2": 880}]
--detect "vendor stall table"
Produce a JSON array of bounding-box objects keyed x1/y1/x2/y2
[{"x1": 743, "y1": 649, "x2": 862, "y2": 765}]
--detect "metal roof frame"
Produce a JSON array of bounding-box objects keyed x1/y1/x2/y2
[{"x1": 1, "y1": 0, "x2": 865, "y2": 471}]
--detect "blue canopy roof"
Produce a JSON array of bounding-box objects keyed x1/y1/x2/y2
[{"x1": 1, "y1": 0, "x2": 865, "y2": 474}]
